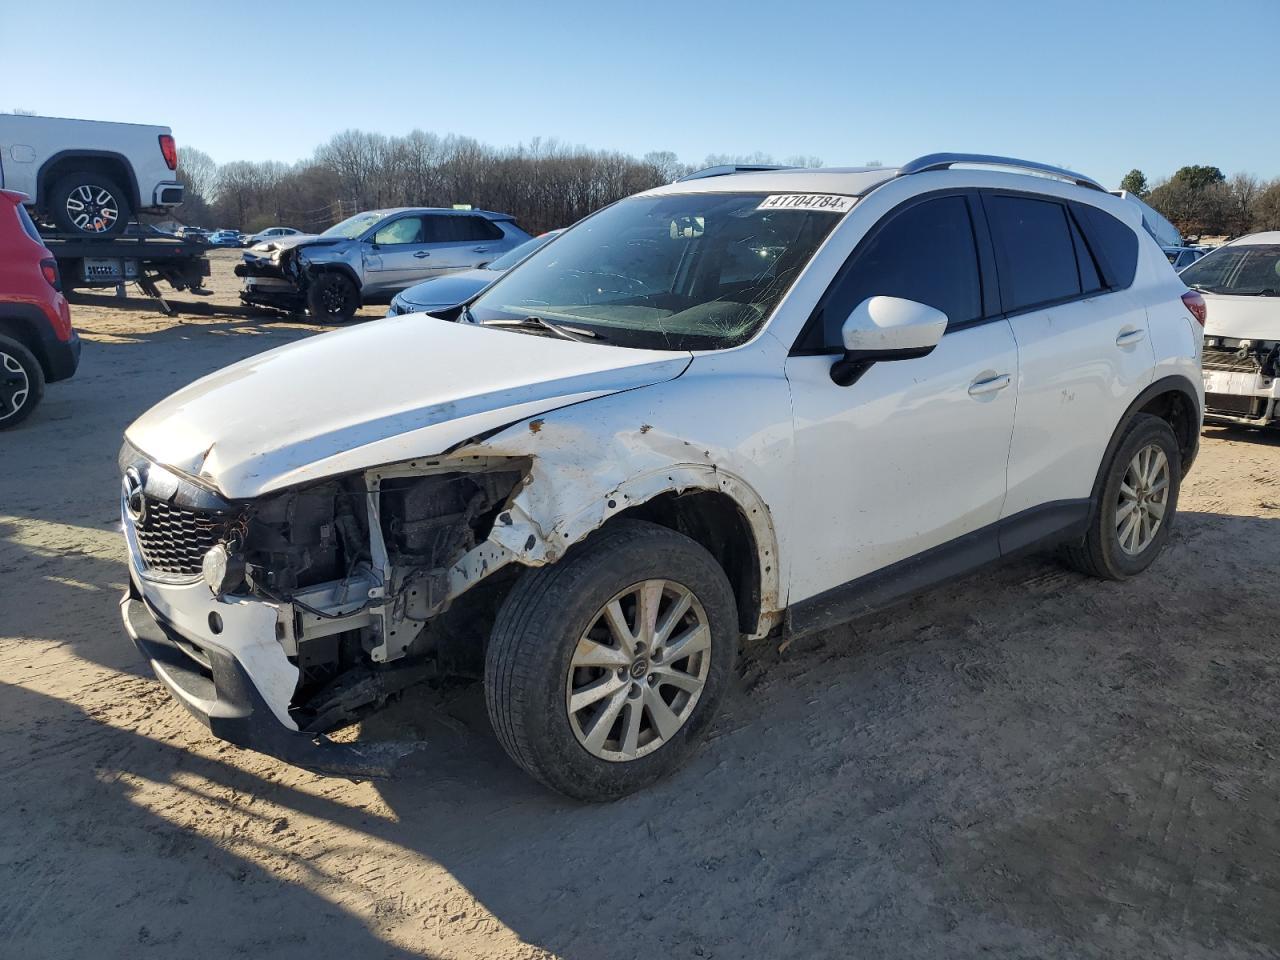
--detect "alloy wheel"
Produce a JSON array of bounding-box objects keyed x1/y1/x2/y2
[
  {"x1": 1116, "y1": 442, "x2": 1170, "y2": 555},
  {"x1": 0, "y1": 351, "x2": 30, "y2": 422},
  {"x1": 65, "y1": 184, "x2": 120, "y2": 234},
  {"x1": 565, "y1": 578, "x2": 711, "y2": 762}
]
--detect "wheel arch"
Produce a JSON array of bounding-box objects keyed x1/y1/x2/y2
[
  {"x1": 0, "y1": 309, "x2": 53, "y2": 377},
  {"x1": 1092, "y1": 376, "x2": 1201, "y2": 503},
  {"x1": 493, "y1": 463, "x2": 784, "y2": 638},
  {"x1": 37, "y1": 151, "x2": 140, "y2": 211}
]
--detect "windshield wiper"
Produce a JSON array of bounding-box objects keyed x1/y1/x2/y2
[{"x1": 481, "y1": 315, "x2": 603, "y2": 342}]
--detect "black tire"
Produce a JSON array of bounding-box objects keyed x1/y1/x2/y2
[
  {"x1": 48, "y1": 172, "x2": 131, "y2": 237},
  {"x1": 305, "y1": 272, "x2": 360, "y2": 323},
  {"x1": 1064, "y1": 413, "x2": 1182, "y2": 580},
  {"x1": 486, "y1": 520, "x2": 739, "y2": 801},
  {"x1": 0, "y1": 334, "x2": 46, "y2": 429}
]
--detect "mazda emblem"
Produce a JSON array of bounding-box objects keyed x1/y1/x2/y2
[{"x1": 124, "y1": 467, "x2": 147, "y2": 526}]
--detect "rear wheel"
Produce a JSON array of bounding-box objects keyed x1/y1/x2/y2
[
  {"x1": 0, "y1": 335, "x2": 46, "y2": 429},
  {"x1": 485, "y1": 520, "x2": 739, "y2": 801},
  {"x1": 49, "y1": 172, "x2": 131, "y2": 237},
  {"x1": 1064, "y1": 414, "x2": 1181, "y2": 579},
  {"x1": 305, "y1": 272, "x2": 360, "y2": 323}
]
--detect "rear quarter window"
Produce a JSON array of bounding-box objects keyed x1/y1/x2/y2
[
  {"x1": 1072, "y1": 202, "x2": 1139, "y2": 290},
  {"x1": 16, "y1": 202, "x2": 43, "y2": 242}
]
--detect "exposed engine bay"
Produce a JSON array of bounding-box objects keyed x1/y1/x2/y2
[{"x1": 133, "y1": 456, "x2": 529, "y2": 736}]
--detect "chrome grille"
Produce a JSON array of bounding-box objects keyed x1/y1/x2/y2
[{"x1": 133, "y1": 498, "x2": 233, "y2": 577}]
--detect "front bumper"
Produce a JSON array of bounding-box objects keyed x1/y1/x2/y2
[
  {"x1": 1203, "y1": 366, "x2": 1279, "y2": 426},
  {"x1": 121, "y1": 580, "x2": 412, "y2": 778}
]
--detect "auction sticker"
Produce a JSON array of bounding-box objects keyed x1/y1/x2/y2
[{"x1": 756, "y1": 194, "x2": 855, "y2": 213}]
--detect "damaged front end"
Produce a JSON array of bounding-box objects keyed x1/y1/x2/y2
[
  {"x1": 1202, "y1": 336, "x2": 1280, "y2": 425},
  {"x1": 120, "y1": 450, "x2": 530, "y2": 775},
  {"x1": 235, "y1": 239, "x2": 347, "y2": 314}
]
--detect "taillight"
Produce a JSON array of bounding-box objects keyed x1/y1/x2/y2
[
  {"x1": 40, "y1": 257, "x2": 61, "y2": 292},
  {"x1": 159, "y1": 134, "x2": 178, "y2": 171},
  {"x1": 1181, "y1": 289, "x2": 1207, "y2": 326}
]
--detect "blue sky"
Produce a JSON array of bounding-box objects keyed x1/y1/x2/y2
[{"x1": 6, "y1": 0, "x2": 1277, "y2": 188}]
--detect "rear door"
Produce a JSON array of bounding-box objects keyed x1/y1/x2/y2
[
  {"x1": 424, "y1": 215, "x2": 507, "y2": 273},
  {"x1": 784, "y1": 191, "x2": 1020, "y2": 602},
  {"x1": 984, "y1": 191, "x2": 1154, "y2": 535}
]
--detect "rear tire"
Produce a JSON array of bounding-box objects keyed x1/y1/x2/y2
[
  {"x1": 1064, "y1": 413, "x2": 1181, "y2": 580},
  {"x1": 49, "y1": 172, "x2": 131, "y2": 237},
  {"x1": 305, "y1": 272, "x2": 360, "y2": 323},
  {"x1": 485, "y1": 520, "x2": 739, "y2": 801},
  {"x1": 0, "y1": 335, "x2": 46, "y2": 429}
]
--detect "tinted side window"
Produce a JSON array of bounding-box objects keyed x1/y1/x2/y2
[
  {"x1": 1068, "y1": 212, "x2": 1103, "y2": 293},
  {"x1": 428, "y1": 215, "x2": 504, "y2": 243},
  {"x1": 800, "y1": 195, "x2": 982, "y2": 350},
  {"x1": 986, "y1": 195, "x2": 1080, "y2": 311},
  {"x1": 1073, "y1": 203, "x2": 1139, "y2": 289}
]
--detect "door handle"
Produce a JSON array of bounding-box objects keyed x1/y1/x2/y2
[
  {"x1": 1115, "y1": 327, "x2": 1146, "y2": 347},
  {"x1": 413, "y1": 250, "x2": 430, "y2": 259},
  {"x1": 968, "y1": 373, "x2": 1011, "y2": 396},
  {"x1": 472, "y1": 246, "x2": 490, "y2": 253}
]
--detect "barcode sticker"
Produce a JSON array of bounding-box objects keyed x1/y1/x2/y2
[{"x1": 756, "y1": 194, "x2": 856, "y2": 213}]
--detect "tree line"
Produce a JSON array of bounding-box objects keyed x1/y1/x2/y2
[
  {"x1": 175, "y1": 131, "x2": 808, "y2": 235},
  {"x1": 1120, "y1": 165, "x2": 1280, "y2": 242}
]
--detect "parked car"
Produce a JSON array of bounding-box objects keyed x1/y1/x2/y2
[
  {"x1": 0, "y1": 113, "x2": 183, "y2": 237},
  {"x1": 180, "y1": 226, "x2": 211, "y2": 241},
  {"x1": 207, "y1": 229, "x2": 243, "y2": 247},
  {"x1": 242, "y1": 226, "x2": 302, "y2": 247},
  {"x1": 119, "y1": 155, "x2": 1203, "y2": 799},
  {"x1": 1181, "y1": 232, "x2": 1279, "y2": 426},
  {"x1": 387, "y1": 230, "x2": 563, "y2": 316},
  {"x1": 235, "y1": 207, "x2": 531, "y2": 321},
  {"x1": 1165, "y1": 246, "x2": 1208, "y2": 271},
  {"x1": 1111, "y1": 190, "x2": 1182, "y2": 248},
  {"x1": 0, "y1": 190, "x2": 80, "y2": 428}
]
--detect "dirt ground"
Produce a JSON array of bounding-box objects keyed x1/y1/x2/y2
[{"x1": 2, "y1": 249, "x2": 1279, "y2": 960}]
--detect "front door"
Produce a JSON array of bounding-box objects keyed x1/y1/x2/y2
[
  {"x1": 362, "y1": 215, "x2": 435, "y2": 296},
  {"x1": 783, "y1": 193, "x2": 1019, "y2": 608}
]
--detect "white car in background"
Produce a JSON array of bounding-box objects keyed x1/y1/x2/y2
[
  {"x1": 1182, "y1": 232, "x2": 1280, "y2": 426},
  {"x1": 118, "y1": 155, "x2": 1203, "y2": 800},
  {"x1": 242, "y1": 226, "x2": 302, "y2": 247}
]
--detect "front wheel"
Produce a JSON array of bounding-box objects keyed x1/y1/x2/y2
[
  {"x1": 1064, "y1": 413, "x2": 1182, "y2": 580},
  {"x1": 485, "y1": 520, "x2": 739, "y2": 801},
  {"x1": 305, "y1": 272, "x2": 360, "y2": 323}
]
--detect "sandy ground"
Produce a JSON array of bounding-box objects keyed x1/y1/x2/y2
[{"x1": 2, "y1": 249, "x2": 1279, "y2": 959}]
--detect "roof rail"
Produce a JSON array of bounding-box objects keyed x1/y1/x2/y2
[
  {"x1": 675, "y1": 163, "x2": 797, "y2": 182},
  {"x1": 899, "y1": 153, "x2": 1106, "y2": 192}
]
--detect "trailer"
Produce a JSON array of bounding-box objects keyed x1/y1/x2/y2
[{"x1": 41, "y1": 232, "x2": 211, "y2": 316}]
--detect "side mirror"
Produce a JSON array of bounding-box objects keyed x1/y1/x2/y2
[{"x1": 830, "y1": 296, "x2": 948, "y2": 386}]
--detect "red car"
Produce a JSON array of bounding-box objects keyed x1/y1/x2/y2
[{"x1": 0, "y1": 188, "x2": 79, "y2": 428}]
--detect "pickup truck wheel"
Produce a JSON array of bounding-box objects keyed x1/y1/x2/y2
[
  {"x1": 49, "y1": 172, "x2": 131, "y2": 237},
  {"x1": 0, "y1": 335, "x2": 46, "y2": 429},
  {"x1": 1064, "y1": 413, "x2": 1181, "y2": 580},
  {"x1": 305, "y1": 273, "x2": 359, "y2": 323},
  {"x1": 485, "y1": 520, "x2": 738, "y2": 801}
]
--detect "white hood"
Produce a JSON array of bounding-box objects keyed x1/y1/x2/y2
[
  {"x1": 126, "y1": 317, "x2": 690, "y2": 498},
  {"x1": 1202, "y1": 294, "x2": 1280, "y2": 341}
]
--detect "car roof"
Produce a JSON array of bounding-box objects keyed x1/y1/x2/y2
[
  {"x1": 646, "y1": 167, "x2": 900, "y2": 198},
  {"x1": 366, "y1": 207, "x2": 515, "y2": 221}
]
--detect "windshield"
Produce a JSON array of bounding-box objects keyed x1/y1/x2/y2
[
  {"x1": 468, "y1": 193, "x2": 848, "y2": 349},
  {"x1": 321, "y1": 211, "x2": 385, "y2": 239},
  {"x1": 1181, "y1": 244, "x2": 1280, "y2": 295},
  {"x1": 486, "y1": 232, "x2": 558, "y2": 272}
]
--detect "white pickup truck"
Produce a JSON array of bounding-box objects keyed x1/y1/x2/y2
[{"x1": 0, "y1": 114, "x2": 184, "y2": 237}]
